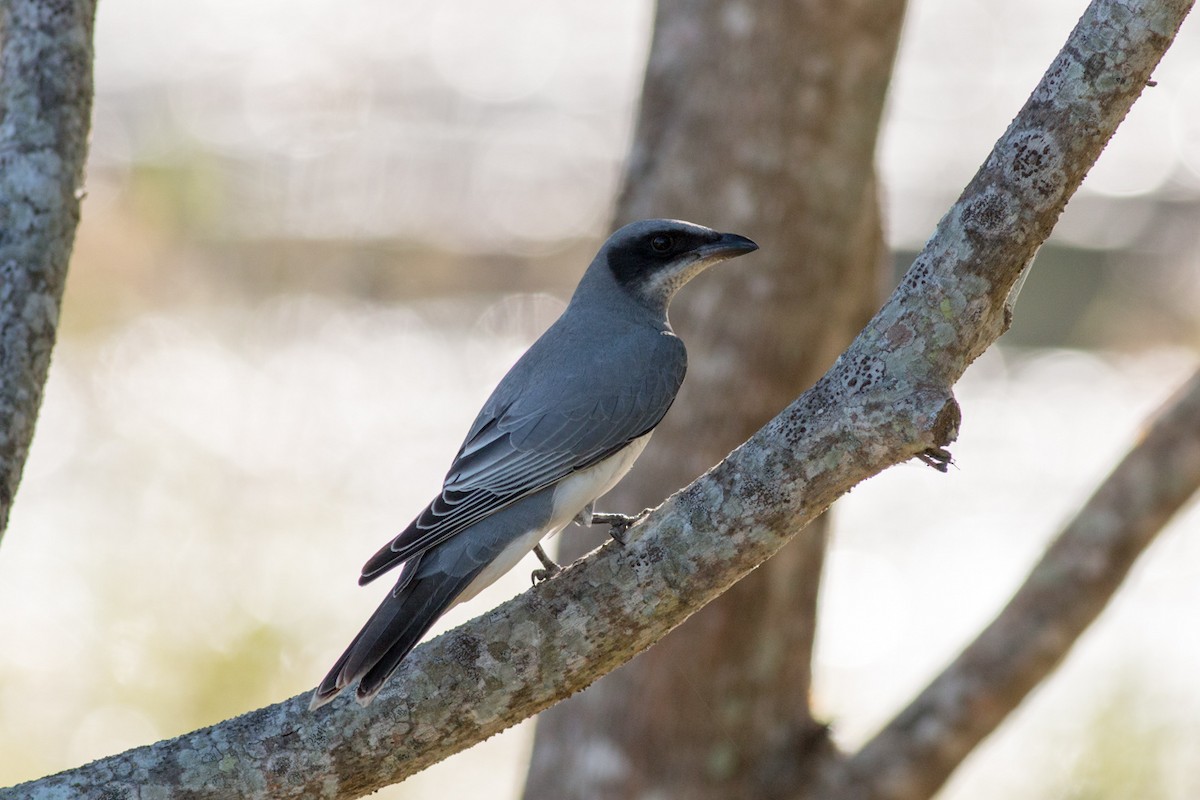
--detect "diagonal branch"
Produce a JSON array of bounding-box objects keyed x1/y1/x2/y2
[
  {"x1": 829, "y1": 366, "x2": 1200, "y2": 800},
  {"x1": 3, "y1": 0, "x2": 1192, "y2": 797},
  {"x1": 0, "y1": 0, "x2": 97, "y2": 541}
]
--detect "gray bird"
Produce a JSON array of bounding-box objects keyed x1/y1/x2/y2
[{"x1": 311, "y1": 219, "x2": 757, "y2": 709}]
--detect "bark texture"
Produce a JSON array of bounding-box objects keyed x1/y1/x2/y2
[
  {"x1": 5, "y1": 1, "x2": 1191, "y2": 797},
  {"x1": 0, "y1": 0, "x2": 97, "y2": 539},
  {"x1": 524, "y1": 1, "x2": 905, "y2": 797}
]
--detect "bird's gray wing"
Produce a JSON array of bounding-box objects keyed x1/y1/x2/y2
[{"x1": 360, "y1": 329, "x2": 685, "y2": 583}]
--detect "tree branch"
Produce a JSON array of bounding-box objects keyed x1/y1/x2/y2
[
  {"x1": 4, "y1": 0, "x2": 1192, "y2": 796},
  {"x1": 0, "y1": 0, "x2": 97, "y2": 540},
  {"x1": 825, "y1": 366, "x2": 1200, "y2": 800}
]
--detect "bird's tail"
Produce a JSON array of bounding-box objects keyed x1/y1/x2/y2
[{"x1": 310, "y1": 569, "x2": 472, "y2": 710}]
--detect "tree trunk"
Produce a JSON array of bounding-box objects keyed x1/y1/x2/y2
[
  {"x1": 524, "y1": 2, "x2": 906, "y2": 797},
  {"x1": 0, "y1": 0, "x2": 97, "y2": 540}
]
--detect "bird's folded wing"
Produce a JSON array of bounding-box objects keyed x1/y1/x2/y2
[{"x1": 359, "y1": 353, "x2": 684, "y2": 583}]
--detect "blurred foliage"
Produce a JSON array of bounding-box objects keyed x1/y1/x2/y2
[
  {"x1": 1048, "y1": 680, "x2": 1170, "y2": 800},
  {"x1": 121, "y1": 621, "x2": 292, "y2": 731},
  {"x1": 127, "y1": 155, "x2": 229, "y2": 240}
]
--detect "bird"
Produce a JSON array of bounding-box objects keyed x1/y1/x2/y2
[{"x1": 311, "y1": 218, "x2": 757, "y2": 709}]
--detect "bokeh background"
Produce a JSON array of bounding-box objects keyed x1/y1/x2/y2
[{"x1": 3, "y1": 0, "x2": 1200, "y2": 795}]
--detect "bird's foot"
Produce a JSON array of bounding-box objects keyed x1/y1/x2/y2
[
  {"x1": 590, "y1": 508, "x2": 653, "y2": 546},
  {"x1": 530, "y1": 543, "x2": 562, "y2": 585},
  {"x1": 572, "y1": 501, "x2": 595, "y2": 527},
  {"x1": 916, "y1": 446, "x2": 954, "y2": 473}
]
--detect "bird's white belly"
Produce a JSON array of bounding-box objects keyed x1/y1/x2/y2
[
  {"x1": 451, "y1": 432, "x2": 652, "y2": 607},
  {"x1": 548, "y1": 431, "x2": 652, "y2": 531}
]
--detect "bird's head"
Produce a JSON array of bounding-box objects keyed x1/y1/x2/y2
[{"x1": 592, "y1": 219, "x2": 758, "y2": 312}]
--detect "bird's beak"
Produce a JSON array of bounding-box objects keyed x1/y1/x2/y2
[
  {"x1": 696, "y1": 232, "x2": 759, "y2": 261},
  {"x1": 637, "y1": 228, "x2": 759, "y2": 303}
]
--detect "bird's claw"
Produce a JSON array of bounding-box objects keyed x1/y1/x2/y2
[
  {"x1": 531, "y1": 543, "x2": 562, "y2": 585},
  {"x1": 917, "y1": 447, "x2": 954, "y2": 473},
  {"x1": 590, "y1": 508, "x2": 653, "y2": 546},
  {"x1": 531, "y1": 564, "x2": 561, "y2": 585}
]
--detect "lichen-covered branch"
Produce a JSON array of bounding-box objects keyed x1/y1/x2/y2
[
  {"x1": 2, "y1": 0, "x2": 1191, "y2": 797},
  {"x1": 0, "y1": 0, "x2": 97, "y2": 540},
  {"x1": 826, "y1": 366, "x2": 1200, "y2": 800}
]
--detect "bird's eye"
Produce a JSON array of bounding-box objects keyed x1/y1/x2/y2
[{"x1": 650, "y1": 235, "x2": 673, "y2": 253}]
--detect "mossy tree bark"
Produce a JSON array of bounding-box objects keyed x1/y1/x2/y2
[{"x1": 0, "y1": 0, "x2": 97, "y2": 541}]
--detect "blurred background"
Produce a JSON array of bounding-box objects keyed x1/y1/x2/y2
[{"x1": 2, "y1": 0, "x2": 1200, "y2": 795}]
